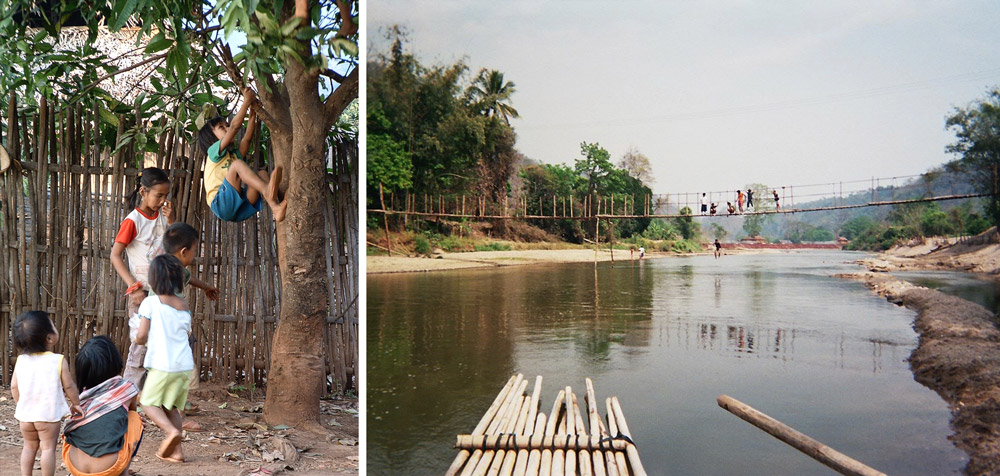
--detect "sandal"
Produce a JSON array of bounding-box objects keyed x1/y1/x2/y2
[{"x1": 182, "y1": 420, "x2": 203, "y2": 432}]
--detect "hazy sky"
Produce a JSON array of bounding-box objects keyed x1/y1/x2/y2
[{"x1": 368, "y1": 1, "x2": 1000, "y2": 199}]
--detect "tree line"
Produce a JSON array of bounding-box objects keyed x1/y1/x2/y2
[{"x1": 367, "y1": 31, "x2": 655, "y2": 243}]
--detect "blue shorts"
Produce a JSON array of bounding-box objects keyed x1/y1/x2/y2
[{"x1": 210, "y1": 178, "x2": 263, "y2": 222}]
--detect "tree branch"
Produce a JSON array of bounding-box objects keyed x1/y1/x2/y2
[
  {"x1": 335, "y1": 0, "x2": 357, "y2": 38},
  {"x1": 70, "y1": 52, "x2": 169, "y2": 103},
  {"x1": 322, "y1": 67, "x2": 358, "y2": 130},
  {"x1": 320, "y1": 69, "x2": 347, "y2": 83}
]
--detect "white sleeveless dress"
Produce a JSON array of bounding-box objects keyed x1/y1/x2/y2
[{"x1": 14, "y1": 352, "x2": 70, "y2": 423}]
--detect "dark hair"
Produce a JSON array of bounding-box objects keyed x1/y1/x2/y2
[
  {"x1": 125, "y1": 167, "x2": 170, "y2": 208},
  {"x1": 162, "y1": 222, "x2": 199, "y2": 255},
  {"x1": 13, "y1": 310, "x2": 55, "y2": 354},
  {"x1": 149, "y1": 254, "x2": 185, "y2": 296},
  {"x1": 74, "y1": 336, "x2": 123, "y2": 390},
  {"x1": 198, "y1": 116, "x2": 226, "y2": 153}
]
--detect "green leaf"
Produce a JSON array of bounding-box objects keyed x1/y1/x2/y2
[
  {"x1": 31, "y1": 30, "x2": 48, "y2": 42},
  {"x1": 278, "y1": 44, "x2": 303, "y2": 64},
  {"x1": 329, "y1": 37, "x2": 358, "y2": 58},
  {"x1": 279, "y1": 17, "x2": 301, "y2": 37},
  {"x1": 254, "y1": 10, "x2": 279, "y2": 34},
  {"x1": 110, "y1": 0, "x2": 140, "y2": 31},
  {"x1": 295, "y1": 27, "x2": 319, "y2": 41},
  {"x1": 145, "y1": 31, "x2": 172, "y2": 54}
]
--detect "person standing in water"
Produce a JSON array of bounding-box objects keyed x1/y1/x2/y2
[{"x1": 714, "y1": 239, "x2": 722, "y2": 259}]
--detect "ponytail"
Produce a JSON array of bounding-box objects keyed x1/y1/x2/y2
[{"x1": 126, "y1": 167, "x2": 170, "y2": 208}]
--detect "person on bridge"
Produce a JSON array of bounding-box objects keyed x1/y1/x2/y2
[
  {"x1": 710, "y1": 202, "x2": 717, "y2": 215},
  {"x1": 737, "y1": 190, "x2": 744, "y2": 213},
  {"x1": 727, "y1": 202, "x2": 736, "y2": 215},
  {"x1": 746, "y1": 189, "x2": 754, "y2": 209},
  {"x1": 773, "y1": 190, "x2": 780, "y2": 211},
  {"x1": 700, "y1": 193, "x2": 708, "y2": 214}
]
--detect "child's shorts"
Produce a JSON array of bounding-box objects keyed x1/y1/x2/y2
[
  {"x1": 210, "y1": 178, "x2": 263, "y2": 222},
  {"x1": 122, "y1": 342, "x2": 146, "y2": 389},
  {"x1": 140, "y1": 369, "x2": 191, "y2": 411},
  {"x1": 62, "y1": 410, "x2": 143, "y2": 476}
]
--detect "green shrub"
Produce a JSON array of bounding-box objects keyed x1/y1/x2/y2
[
  {"x1": 438, "y1": 235, "x2": 466, "y2": 252},
  {"x1": 474, "y1": 242, "x2": 512, "y2": 251},
  {"x1": 414, "y1": 235, "x2": 431, "y2": 255}
]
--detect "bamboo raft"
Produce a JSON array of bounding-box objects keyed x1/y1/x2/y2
[{"x1": 446, "y1": 374, "x2": 647, "y2": 476}]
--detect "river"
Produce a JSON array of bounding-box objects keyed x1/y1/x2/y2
[{"x1": 367, "y1": 250, "x2": 967, "y2": 475}]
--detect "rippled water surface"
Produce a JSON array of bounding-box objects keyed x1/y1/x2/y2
[{"x1": 368, "y1": 251, "x2": 966, "y2": 475}]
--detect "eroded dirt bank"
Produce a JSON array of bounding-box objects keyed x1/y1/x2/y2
[{"x1": 839, "y1": 272, "x2": 1000, "y2": 475}]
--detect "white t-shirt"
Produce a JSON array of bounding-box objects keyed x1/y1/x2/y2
[
  {"x1": 138, "y1": 295, "x2": 194, "y2": 373},
  {"x1": 13, "y1": 352, "x2": 70, "y2": 422}
]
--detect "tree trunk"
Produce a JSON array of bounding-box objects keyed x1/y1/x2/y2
[{"x1": 263, "y1": 58, "x2": 330, "y2": 427}]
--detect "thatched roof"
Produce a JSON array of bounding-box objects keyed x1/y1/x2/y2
[{"x1": 55, "y1": 25, "x2": 158, "y2": 105}]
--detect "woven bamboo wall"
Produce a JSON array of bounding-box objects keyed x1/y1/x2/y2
[{"x1": 0, "y1": 96, "x2": 358, "y2": 394}]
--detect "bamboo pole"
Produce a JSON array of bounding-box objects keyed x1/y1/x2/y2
[
  {"x1": 571, "y1": 393, "x2": 596, "y2": 476},
  {"x1": 447, "y1": 376, "x2": 520, "y2": 476},
  {"x1": 524, "y1": 413, "x2": 547, "y2": 476},
  {"x1": 539, "y1": 389, "x2": 565, "y2": 476},
  {"x1": 585, "y1": 379, "x2": 615, "y2": 476},
  {"x1": 460, "y1": 376, "x2": 526, "y2": 476},
  {"x1": 563, "y1": 386, "x2": 576, "y2": 476},
  {"x1": 476, "y1": 390, "x2": 529, "y2": 476},
  {"x1": 610, "y1": 396, "x2": 647, "y2": 476},
  {"x1": 605, "y1": 399, "x2": 630, "y2": 476},
  {"x1": 496, "y1": 397, "x2": 532, "y2": 476},
  {"x1": 468, "y1": 379, "x2": 529, "y2": 476},
  {"x1": 716, "y1": 395, "x2": 887, "y2": 476}
]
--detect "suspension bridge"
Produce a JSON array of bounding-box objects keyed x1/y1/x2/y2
[{"x1": 369, "y1": 173, "x2": 991, "y2": 221}]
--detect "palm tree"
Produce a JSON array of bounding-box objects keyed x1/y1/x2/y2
[{"x1": 467, "y1": 68, "x2": 519, "y2": 126}]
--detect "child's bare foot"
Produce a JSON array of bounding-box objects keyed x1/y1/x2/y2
[
  {"x1": 156, "y1": 432, "x2": 184, "y2": 463},
  {"x1": 267, "y1": 166, "x2": 283, "y2": 204},
  {"x1": 271, "y1": 199, "x2": 287, "y2": 223}
]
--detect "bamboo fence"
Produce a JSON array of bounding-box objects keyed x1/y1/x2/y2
[
  {"x1": 447, "y1": 375, "x2": 647, "y2": 476},
  {"x1": 0, "y1": 95, "x2": 358, "y2": 394}
]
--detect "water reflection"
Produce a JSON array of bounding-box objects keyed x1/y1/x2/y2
[{"x1": 368, "y1": 252, "x2": 966, "y2": 475}]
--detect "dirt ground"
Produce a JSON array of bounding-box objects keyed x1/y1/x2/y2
[
  {"x1": 0, "y1": 382, "x2": 358, "y2": 476},
  {"x1": 838, "y1": 268, "x2": 1000, "y2": 475}
]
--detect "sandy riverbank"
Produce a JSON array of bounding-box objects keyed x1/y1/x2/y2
[
  {"x1": 837, "y1": 271, "x2": 1000, "y2": 475},
  {"x1": 858, "y1": 232, "x2": 1000, "y2": 275},
  {"x1": 840, "y1": 230, "x2": 1000, "y2": 474},
  {"x1": 365, "y1": 247, "x2": 785, "y2": 274}
]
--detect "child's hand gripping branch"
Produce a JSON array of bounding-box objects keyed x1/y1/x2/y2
[{"x1": 198, "y1": 89, "x2": 287, "y2": 223}]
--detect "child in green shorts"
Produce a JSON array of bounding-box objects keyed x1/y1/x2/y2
[{"x1": 135, "y1": 254, "x2": 192, "y2": 463}]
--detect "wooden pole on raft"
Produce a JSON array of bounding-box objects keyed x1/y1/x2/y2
[
  {"x1": 610, "y1": 396, "x2": 647, "y2": 476},
  {"x1": 446, "y1": 375, "x2": 520, "y2": 476},
  {"x1": 570, "y1": 393, "x2": 597, "y2": 476},
  {"x1": 540, "y1": 389, "x2": 565, "y2": 476},
  {"x1": 585, "y1": 379, "x2": 617, "y2": 476},
  {"x1": 524, "y1": 411, "x2": 547, "y2": 475},
  {"x1": 605, "y1": 398, "x2": 630, "y2": 475},
  {"x1": 564, "y1": 386, "x2": 577, "y2": 476},
  {"x1": 716, "y1": 395, "x2": 888, "y2": 476},
  {"x1": 457, "y1": 375, "x2": 526, "y2": 476},
  {"x1": 470, "y1": 379, "x2": 529, "y2": 476}
]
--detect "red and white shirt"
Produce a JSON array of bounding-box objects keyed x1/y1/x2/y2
[{"x1": 114, "y1": 208, "x2": 167, "y2": 290}]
